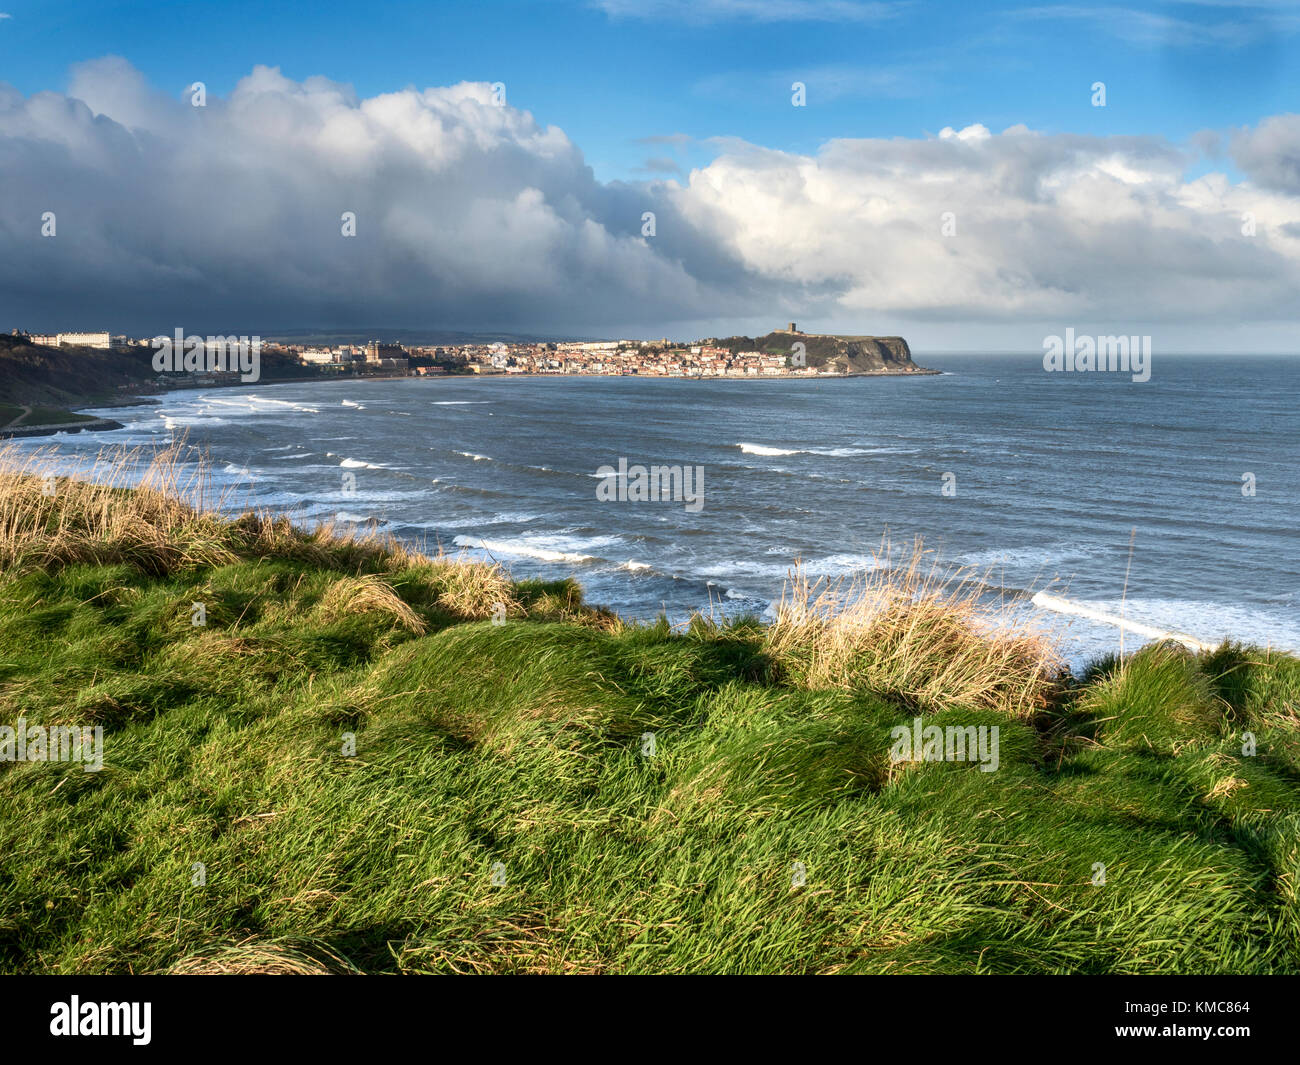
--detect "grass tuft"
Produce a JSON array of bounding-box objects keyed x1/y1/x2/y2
[
  {"x1": 317, "y1": 575, "x2": 428, "y2": 635},
  {"x1": 764, "y1": 544, "x2": 1059, "y2": 717}
]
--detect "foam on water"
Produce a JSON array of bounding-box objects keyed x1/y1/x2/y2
[
  {"x1": 1031, "y1": 592, "x2": 1214, "y2": 652},
  {"x1": 735, "y1": 441, "x2": 914, "y2": 458},
  {"x1": 1032, "y1": 593, "x2": 1300, "y2": 654},
  {"x1": 162, "y1": 413, "x2": 228, "y2": 429},
  {"x1": 453, "y1": 533, "x2": 606, "y2": 565}
]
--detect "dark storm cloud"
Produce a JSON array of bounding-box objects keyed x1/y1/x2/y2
[{"x1": 0, "y1": 59, "x2": 782, "y2": 334}]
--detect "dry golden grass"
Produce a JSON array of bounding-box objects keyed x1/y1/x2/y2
[
  {"x1": 764, "y1": 539, "x2": 1061, "y2": 717},
  {"x1": 0, "y1": 441, "x2": 519, "y2": 621},
  {"x1": 166, "y1": 937, "x2": 359, "y2": 975},
  {"x1": 393, "y1": 557, "x2": 519, "y2": 621},
  {"x1": 230, "y1": 510, "x2": 399, "y2": 570},
  {"x1": 318, "y1": 574, "x2": 428, "y2": 634},
  {"x1": 0, "y1": 441, "x2": 237, "y2": 575}
]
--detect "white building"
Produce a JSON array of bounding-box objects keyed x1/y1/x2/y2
[
  {"x1": 57, "y1": 331, "x2": 111, "y2": 349},
  {"x1": 301, "y1": 348, "x2": 339, "y2": 364}
]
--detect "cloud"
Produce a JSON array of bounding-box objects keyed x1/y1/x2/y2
[
  {"x1": 636, "y1": 132, "x2": 692, "y2": 146},
  {"x1": 3, "y1": 60, "x2": 1300, "y2": 337},
  {"x1": 1013, "y1": 4, "x2": 1300, "y2": 48},
  {"x1": 1231, "y1": 113, "x2": 1300, "y2": 193},
  {"x1": 0, "y1": 59, "x2": 775, "y2": 333},
  {"x1": 640, "y1": 156, "x2": 683, "y2": 173},
  {"x1": 676, "y1": 122, "x2": 1300, "y2": 325}
]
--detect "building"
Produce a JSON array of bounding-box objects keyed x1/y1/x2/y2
[
  {"x1": 57, "y1": 331, "x2": 111, "y2": 348},
  {"x1": 364, "y1": 340, "x2": 405, "y2": 362},
  {"x1": 301, "y1": 348, "x2": 341, "y2": 364},
  {"x1": 359, "y1": 356, "x2": 408, "y2": 374}
]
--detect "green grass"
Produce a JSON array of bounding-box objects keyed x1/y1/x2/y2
[
  {"x1": 0, "y1": 455, "x2": 1298, "y2": 974},
  {"x1": 0, "y1": 403, "x2": 99, "y2": 430}
]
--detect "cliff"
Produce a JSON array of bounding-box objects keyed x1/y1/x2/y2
[{"x1": 714, "y1": 330, "x2": 932, "y2": 374}]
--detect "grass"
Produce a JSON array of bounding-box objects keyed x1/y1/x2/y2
[
  {"x1": 0, "y1": 404, "x2": 99, "y2": 431},
  {"x1": 0, "y1": 444, "x2": 1297, "y2": 974},
  {"x1": 764, "y1": 546, "x2": 1059, "y2": 718}
]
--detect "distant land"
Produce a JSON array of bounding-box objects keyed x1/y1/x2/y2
[
  {"x1": 712, "y1": 329, "x2": 928, "y2": 376},
  {"x1": 260, "y1": 327, "x2": 933, "y2": 376},
  {"x1": 0, "y1": 325, "x2": 933, "y2": 436}
]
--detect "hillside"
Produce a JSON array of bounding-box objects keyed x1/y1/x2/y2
[
  {"x1": 0, "y1": 335, "x2": 343, "y2": 427},
  {"x1": 1, "y1": 446, "x2": 1298, "y2": 975},
  {"x1": 713, "y1": 330, "x2": 933, "y2": 374},
  {"x1": 0, "y1": 335, "x2": 157, "y2": 409}
]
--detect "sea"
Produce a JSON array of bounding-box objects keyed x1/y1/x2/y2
[{"x1": 15, "y1": 353, "x2": 1299, "y2": 668}]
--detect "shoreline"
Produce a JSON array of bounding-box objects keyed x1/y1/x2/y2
[
  {"x1": 453, "y1": 366, "x2": 942, "y2": 382},
  {"x1": 20, "y1": 364, "x2": 944, "y2": 434},
  {"x1": 0, "y1": 416, "x2": 126, "y2": 440}
]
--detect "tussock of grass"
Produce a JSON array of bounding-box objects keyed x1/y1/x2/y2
[
  {"x1": 389, "y1": 558, "x2": 519, "y2": 623},
  {"x1": 1, "y1": 446, "x2": 1298, "y2": 974},
  {"x1": 1077, "y1": 642, "x2": 1224, "y2": 750},
  {"x1": 317, "y1": 575, "x2": 428, "y2": 635},
  {"x1": 764, "y1": 546, "x2": 1059, "y2": 717},
  {"x1": 1201, "y1": 641, "x2": 1300, "y2": 730},
  {"x1": 0, "y1": 443, "x2": 237, "y2": 575}
]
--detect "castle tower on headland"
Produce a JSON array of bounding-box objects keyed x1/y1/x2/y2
[{"x1": 786, "y1": 322, "x2": 798, "y2": 333}]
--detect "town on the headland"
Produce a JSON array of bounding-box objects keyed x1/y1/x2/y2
[{"x1": 6, "y1": 323, "x2": 933, "y2": 389}]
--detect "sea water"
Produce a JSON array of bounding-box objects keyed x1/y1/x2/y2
[{"x1": 25, "y1": 353, "x2": 1298, "y2": 668}]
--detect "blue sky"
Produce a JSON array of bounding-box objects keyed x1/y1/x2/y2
[{"x1": 3, "y1": 0, "x2": 1295, "y2": 181}]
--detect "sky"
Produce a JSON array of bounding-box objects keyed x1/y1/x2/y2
[{"x1": 2, "y1": 0, "x2": 1299, "y2": 350}]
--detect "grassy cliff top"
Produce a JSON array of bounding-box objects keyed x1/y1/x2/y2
[
  {"x1": 0, "y1": 445, "x2": 1297, "y2": 974},
  {"x1": 713, "y1": 331, "x2": 926, "y2": 373}
]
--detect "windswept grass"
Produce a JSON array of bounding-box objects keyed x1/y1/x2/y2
[
  {"x1": 317, "y1": 575, "x2": 429, "y2": 635},
  {"x1": 0, "y1": 442, "x2": 236, "y2": 575},
  {"x1": 764, "y1": 546, "x2": 1059, "y2": 717},
  {"x1": 1074, "y1": 642, "x2": 1223, "y2": 750},
  {"x1": 167, "y1": 936, "x2": 362, "y2": 975},
  {"x1": 0, "y1": 445, "x2": 1297, "y2": 974}
]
